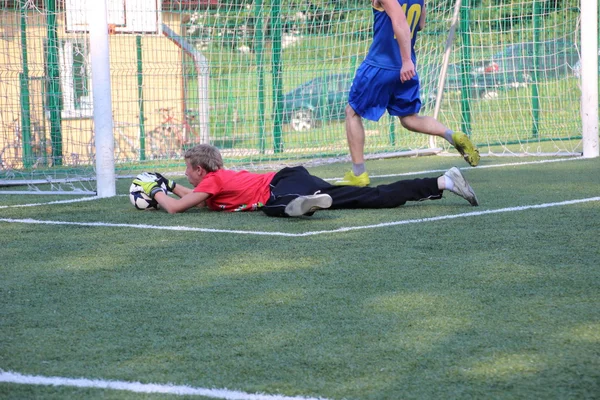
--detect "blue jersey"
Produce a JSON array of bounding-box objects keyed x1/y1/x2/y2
[{"x1": 364, "y1": 0, "x2": 424, "y2": 70}]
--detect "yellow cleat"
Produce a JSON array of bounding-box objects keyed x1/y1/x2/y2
[
  {"x1": 452, "y1": 132, "x2": 480, "y2": 167},
  {"x1": 334, "y1": 171, "x2": 370, "y2": 187}
]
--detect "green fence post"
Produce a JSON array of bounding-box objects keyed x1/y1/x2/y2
[
  {"x1": 136, "y1": 35, "x2": 147, "y2": 161},
  {"x1": 19, "y1": 74, "x2": 33, "y2": 168},
  {"x1": 270, "y1": 1, "x2": 283, "y2": 154},
  {"x1": 225, "y1": 78, "x2": 234, "y2": 138},
  {"x1": 459, "y1": 0, "x2": 473, "y2": 136},
  {"x1": 19, "y1": 1, "x2": 32, "y2": 168},
  {"x1": 531, "y1": 1, "x2": 541, "y2": 138},
  {"x1": 389, "y1": 115, "x2": 396, "y2": 146},
  {"x1": 45, "y1": 0, "x2": 63, "y2": 166},
  {"x1": 321, "y1": 75, "x2": 329, "y2": 130},
  {"x1": 254, "y1": 0, "x2": 266, "y2": 154}
]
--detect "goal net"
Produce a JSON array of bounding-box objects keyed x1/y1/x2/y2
[{"x1": 0, "y1": 0, "x2": 592, "y2": 194}]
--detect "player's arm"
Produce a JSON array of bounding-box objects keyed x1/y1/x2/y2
[
  {"x1": 134, "y1": 174, "x2": 208, "y2": 213},
  {"x1": 419, "y1": 1, "x2": 426, "y2": 30},
  {"x1": 154, "y1": 190, "x2": 209, "y2": 214},
  {"x1": 150, "y1": 172, "x2": 198, "y2": 201},
  {"x1": 172, "y1": 184, "x2": 193, "y2": 198},
  {"x1": 168, "y1": 184, "x2": 206, "y2": 209},
  {"x1": 378, "y1": 0, "x2": 415, "y2": 82}
]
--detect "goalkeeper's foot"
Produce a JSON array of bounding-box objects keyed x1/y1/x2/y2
[
  {"x1": 452, "y1": 132, "x2": 480, "y2": 167},
  {"x1": 443, "y1": 167, "x2": 479, "y2": 206},
  {"x1": 334, "y1": 171, "x2": 370, "y2": 187},
  {"x1": 285, "y1": 193, "x2": 333, "y2": 217}
]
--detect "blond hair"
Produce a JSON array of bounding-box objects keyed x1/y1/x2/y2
[{"x1": 184, "y1": 144, "x2": 224, "y2": 172}]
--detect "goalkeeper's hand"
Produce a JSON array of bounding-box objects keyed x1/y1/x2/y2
[
  {"x1": 132, "y1": 178, "x2": 166, "y2": 199},
  {"x1": 136, "y1": 172, "x2": 176, "y2": 193},
  {"x1": 153, "y1": 172, "x2": 177, "y2": 192}
]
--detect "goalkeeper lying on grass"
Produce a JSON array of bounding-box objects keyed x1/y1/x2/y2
[{"x1": 134, "y1": 144, "x2": 479, "y2": 217}]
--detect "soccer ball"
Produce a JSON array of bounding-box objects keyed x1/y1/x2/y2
[
  {"x1": 129, "y1": 181, "x2": 159, "y2": 210},
  {"x1": 129, "y1": 173, "x2": 169, "y2": 210}
]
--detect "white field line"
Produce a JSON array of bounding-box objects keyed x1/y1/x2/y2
[
  {"x1": 0, "y1": 370, "x2": 329, "y2": 400},
  {"x1": 324, "y1": 156, "x2": 587, "y2": 181},
  {"x1": 1, "y1": 197, "x2": 598, "y2": 237},
  {"x1": 0, "y1": 196, "x2": 102, "y2": 209},
  {"x1": 0, "y1": 157, "x2": 587, "y2": 209}
]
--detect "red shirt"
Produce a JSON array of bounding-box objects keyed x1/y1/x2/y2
[{"x1": 193, "y1": 169, "x2": 276, "y2": 212}]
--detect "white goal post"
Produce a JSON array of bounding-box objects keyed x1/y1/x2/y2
[
  {"x1": 88, "y1": 0, "x2": 116, "y2": 197},
  {"x1": 581, "y1": 0, "x2": 599, "y2": 158}
]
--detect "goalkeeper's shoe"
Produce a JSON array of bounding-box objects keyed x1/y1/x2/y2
[
  {"x1": 452, "y1": 132, "x2": 480, "y2": 167},
  {"x1": 284, "y1": 193, "x2": 332, "y2": 217},
  {"x1": 132, "y1": 179, "x2": 166, "y2": 199},
  {"x1": 443, "y1": 167, "x2": 479, "y2": 206},
  {"x1": 334, "y1": 171, "x2": 370, "y2": 187}
]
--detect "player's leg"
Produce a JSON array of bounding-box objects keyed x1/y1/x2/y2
[
  {"x1": 389, "y1": 75, "x2": 480, "y2": 167},
  {"x1": 335, "y1": 64, "x2": 394, "y2": 187},
  {"x1": 345, "y1": 104, "x2": 366, "y2": 169},
  {"x1": 324, "y1": 168, "x2": 478, "y2": 209},
  {"x1": 399, "y1": 113, "x2": 463, "y2": 149},
  {"x1": 388, "y1": 76, "x2": 446, "y2": 138},
  {"x1": 337, "y1": 72, "x2": 369, "y2": 187},
  {"x1": 335, "y1": 103, "x2": 371, "y2": 186},
  {"x1": 387, "y1": 76, "x2": 453, "y2": 146},
  {"x1": 399, "y1": 113, "x2": 447, "y2": 137},
  {"x1": 439, "y1": 167, "x2": 479, "y2": 206},
  {"x1": 400, "y1": 114, "x2": 480, "y2": 167},
  {"x1": 323, "y1": 177, "x2": 443, "y2": 209},
  {"x1": 261, "y1": 166, "x2": 333, "y2": 217}
]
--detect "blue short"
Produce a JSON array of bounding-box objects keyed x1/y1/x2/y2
[{"x1": 348, "y1": 62, "x2": 422, "y2": 121}]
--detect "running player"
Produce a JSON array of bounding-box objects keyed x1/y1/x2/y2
[{"x1": 337, "y1": 0, "x2": 480, "y2": 187}]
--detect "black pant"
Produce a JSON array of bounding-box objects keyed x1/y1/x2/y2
[{"x1": 261, "y1": 166, "x2": 443, "y2": 217}]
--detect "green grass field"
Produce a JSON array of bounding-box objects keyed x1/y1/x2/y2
[{"x1": 1, "y1": 154, "x2": 599, "y2": 399}]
